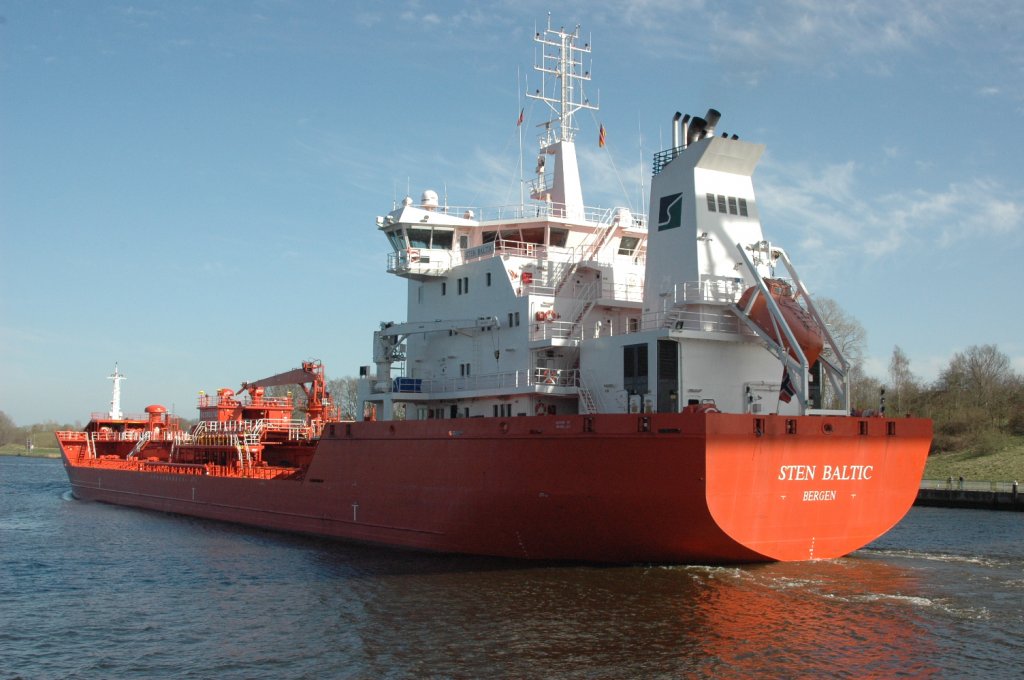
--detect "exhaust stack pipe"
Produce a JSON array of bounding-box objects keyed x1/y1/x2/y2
[
  {"x1": 672, "y1": 112, "x2": 682, "y2": 154},
  {"x1": 686, "y1": 116, "x2": 707, "y2": 146},
  {"x1": 704, "y1": 108, "x2": 721, "y2": 137}
]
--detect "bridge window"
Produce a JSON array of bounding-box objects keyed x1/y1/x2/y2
[
  {"x1": 521, "y1": 227, "x2": 545, "y2": 244},
  {"x1": 618, "y1": 236, "x2": 640, "y2": 255},
  {"x1": 549, "y1": 228, "x2": 568, "y2": 248},
  {"x1": 407, "y1": 228, "x2": 431, "y2": 249},
  {"x1": 432, "y1": 229, "x2": 453, "y2": 249},
  {"x1": 385, "y1": 229, "x2": 405, "y2": 250}
]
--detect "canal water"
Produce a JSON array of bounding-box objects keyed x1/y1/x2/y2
[{"x1": 2, "y1": 456, "x2": 1021, "y2": 678}]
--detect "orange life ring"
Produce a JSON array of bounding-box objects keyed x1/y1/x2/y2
[
  {"x1": 535, "y1": 311, "x2": 546, "y2": 322},
  {"x1": 408, "y1": 249, "x2": 421, "y2": 263},
  {"x1": 535, "y1": 402, "x2": 546, "y2": 416},
  {"x1": 508, "y1": 269, "x2": 518, "y2": 280},
  {"x1": 543, "y1": 369, "x2": 556, "y2": 385}
]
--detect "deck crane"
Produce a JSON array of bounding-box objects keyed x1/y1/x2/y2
[{"x1": 239, "y1": 360, "x2": 338, "y2": 424}]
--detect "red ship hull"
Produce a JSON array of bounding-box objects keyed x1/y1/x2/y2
[{"x1": 58, "y1": 412, "x2": 930, "y2": 564}]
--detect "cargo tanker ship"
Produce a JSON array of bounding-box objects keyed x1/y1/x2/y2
[{"x1": 57, "y1": 19, "x2": 931, "y2": 563}]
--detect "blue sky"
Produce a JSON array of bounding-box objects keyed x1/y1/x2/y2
[{"x1": 2, "y1": 0, "x2": 1022, "y2": 425}]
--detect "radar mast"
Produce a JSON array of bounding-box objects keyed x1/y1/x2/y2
[{"x1": 525, "y1": 17, "x2": 597, "y2": 218}]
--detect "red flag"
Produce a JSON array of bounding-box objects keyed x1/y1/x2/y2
[
  {"x1": 516, "y1": 108, "x2": 524, "y2": 126},
  {"x1": 598, "y1": 124, "x2": 606, "y2": 148}
]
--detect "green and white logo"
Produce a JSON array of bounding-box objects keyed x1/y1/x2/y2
[{"x1": 658, "y1": 192, "x2": 683, "y2": 231}]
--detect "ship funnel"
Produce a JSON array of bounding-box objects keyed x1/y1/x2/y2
[
  {"x1": 704, "y1": 108, "x2": 721, "y2": 136},
  {"x1": 686, "y1": 116, "x2": 707, "y2": 146}
]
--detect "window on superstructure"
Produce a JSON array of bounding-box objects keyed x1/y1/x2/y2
[
  {"x1": 706, "y1": 193, "x2": 716, "y2": 212},
  {"x1": 482, "y1": 231, "x2": 498, "y2": 244},
  {"x1": 728, "y1": 197, "x2": 738, "y2": 215},
  {"x1": 738, "y1": 198, "x2": 748, "y2": 216},
  {"x1": 463, "y1": 276, "x2": 469, "y2": 294},
  {"x1": 486, "y1": 272, "x2": 492, "y2": 287},
  {"x1": 407, "y1": 228, "x2": 431, "y2": 249},
  {"x1": 515, "y1": 311, "x2": 520, "y2": 326},
  {"x1": 618, "y1": 236, "x2": 640, "y2": 255},
  {"x1": 433, "y1": 229, "x2": 454, "y2": 250},
  {"x1": 442, "y1": 282, "x2": 447, "y2": 296},
  {"x1": 457, "y1": 278, "x2": 463, "y2": 295},
  {"x1": 717, "y1": 195, "x2": 727, "y2": 213},
  {"x1": 521, "y1": 227, "x2": 545, "y2": 245},
  {"x1": 549, "y1": 228, "x2": 568, "y2": 248}
]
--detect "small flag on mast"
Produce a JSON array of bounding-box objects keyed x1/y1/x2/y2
[
  {"x1": 516, "y1": 108, "x2": 524, "y2": 126},
  {"x1": 598, "y1": 124, "x2": 607, "y2": 148}
]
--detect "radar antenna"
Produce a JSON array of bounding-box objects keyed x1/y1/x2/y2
[{"x1": 526, "y1": 16, "x2": 598, "y2": 145}]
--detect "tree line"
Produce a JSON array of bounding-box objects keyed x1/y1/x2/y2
[{"x1": 817, "y1": 297, "x2": 1023, "y2": 454}]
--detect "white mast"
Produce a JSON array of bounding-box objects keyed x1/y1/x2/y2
[
  {"x1": 108, "y1": 363, "x2": 125, "y2": 420},
  {"x1": 525, "y1": 16, "x2": 597, "y2": 219}
]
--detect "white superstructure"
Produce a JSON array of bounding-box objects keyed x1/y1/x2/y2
[{"x1": 358, "y1": 18, "x2": 849, "y2": 422}]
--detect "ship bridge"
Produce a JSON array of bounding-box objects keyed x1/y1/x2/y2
[{"x1": 379, "y1": 192, "x2": 648, "y2": 282}]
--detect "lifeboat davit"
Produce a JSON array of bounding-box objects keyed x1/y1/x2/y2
[{"x1": 738, "y1": 278, "x2": 824, "y2": 369}]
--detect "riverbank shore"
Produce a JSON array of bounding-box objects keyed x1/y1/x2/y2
[
  {"x1": 916, "y1": 479, "x2": 1022, "y2": 511},
  {"x1": 0, "y1": 447, "x2": 60, "y2": 459}
]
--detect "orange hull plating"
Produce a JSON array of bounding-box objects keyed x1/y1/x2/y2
[{"x1": 58, "y1": 412, "x2": 930, "y2": 564}]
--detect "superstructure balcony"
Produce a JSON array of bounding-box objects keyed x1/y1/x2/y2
[{"x1": 369, "y1": 368, "x2": 580, "y2": 400}]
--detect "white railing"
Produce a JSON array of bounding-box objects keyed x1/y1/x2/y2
[
  {"x1": 673, "y1": 278, "x2": 747, "y2": 305},
  {"x1": 388, "y1": 249, "x2": 455, "y2": 276},
  {"x1": 601, "y1": 280, "x2": 644, "y2": 303},
  {"x1": 646, "y1": 307, "x2": 753, "y2": 336},
  {"x1": 530, "y1": 319, "x2": 576, "y2": 342},
  {"x1": 393, "y1": 202, "x2": 648, "y2": 228},
  {"x1": 531, "y1": 367, "x2": 579, "y2": 388},
  {"x1": 376, "y1": 368, "x2": 581, "y2": 396}
]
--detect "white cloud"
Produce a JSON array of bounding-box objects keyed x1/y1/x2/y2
[{"x1": 760, "y1": 159, "x2": 1024, "y2": 260}]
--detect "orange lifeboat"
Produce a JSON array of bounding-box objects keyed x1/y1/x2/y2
[{"x1": 738, "y1": 278, "x2": 823, "y2": 369}]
